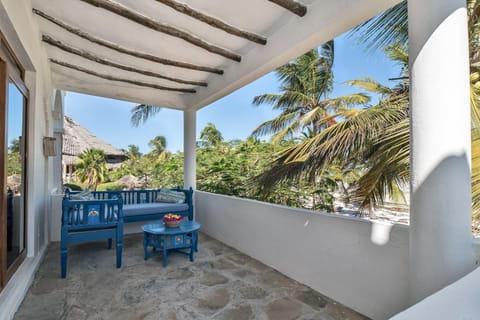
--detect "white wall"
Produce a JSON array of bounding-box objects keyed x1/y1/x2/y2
[
  {"x1": 391, "y1": 266, "x2": 480, "y2": 319},
  {"x1": 195, "y1": 192, "x2": 410, "y2": 320},
  {"x1": 1, "y1": 0, "x2": 54, "y2": 257},
  {"x1": 0, "y1": 1, "x2": 55, "y2": 319}
]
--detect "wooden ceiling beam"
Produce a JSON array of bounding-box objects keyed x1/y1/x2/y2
[
  {"x1": 43, "y1": 34, "x2": 208, "y2": 87},
  {"x1": 33, "y1": 8, "x2": 224, "y2": 75},
  {"x1": 50, "y1": 59, "x2": 196, "y2": 93},
  {"x1": 268, "y1": 0, "x2": 307, "y2": 17},
  {"x1": 155, "y1": 0, "x2": 267, "y2": 45},
  {"x1": 79, "y1": 0, "x2": 242, "y2": 62}
]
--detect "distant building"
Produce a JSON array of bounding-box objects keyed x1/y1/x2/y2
[{"x1": 62, "y1": 116, "x2": 127, "y2": 182}]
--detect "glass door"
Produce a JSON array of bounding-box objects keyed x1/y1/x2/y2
[{"x1": 5, "y1": 80, "x2": 26, "y2": 270}]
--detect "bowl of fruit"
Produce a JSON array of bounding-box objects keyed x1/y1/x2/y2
[{"x1": 162, "y1": 213, "x2": 183, "y2": 228}]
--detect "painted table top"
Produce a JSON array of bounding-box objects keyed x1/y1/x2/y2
[{"x1": 141, "y1": 220, "x2": 201, "y2": 235}]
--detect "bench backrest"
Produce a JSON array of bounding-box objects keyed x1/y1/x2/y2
[
  {"x1": 90, "y1": 188, "x2": 193, "y2": 206},
  {"x1": 62, "y1": 195, "x2": 123, "y2": 227}
]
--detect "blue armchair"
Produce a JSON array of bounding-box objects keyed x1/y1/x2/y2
[{"x1": 61, "y1": 192, "x2": 123, "y2": 278}]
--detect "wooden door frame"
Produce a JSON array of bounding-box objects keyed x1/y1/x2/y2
[
  {"x1": 0, "y1": 33, "x2": 28, "y2": 289},
  {"x1": 0, "y1": 58, "x2": 7, "y2": 289}
]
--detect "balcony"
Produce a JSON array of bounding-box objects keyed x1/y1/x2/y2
[
  {"x1": 11, "y1": 191, "x2": 415, "y2": 319},
  {"x1": 1, "y1": 1, "x2": 479, "y2": 319}
]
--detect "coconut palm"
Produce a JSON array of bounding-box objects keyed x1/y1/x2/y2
[
  {"x1": 74, "y1": 148, "x2": 108, "y2": 190},
  {"x1": 148, "y1": 135, "x2": 168, "y2": 161},
  {"x1": 124, "y1": 144, "x2": 142, "y2": 159},
  {"x1": 256, "y1": 42, "x2": 409, "y2": 208},
  {"x1": 199, "y1": 123, "x2": 223, "y2": 147},
  {"x1": 251, "y1": 41, "x2": 370, "y2": 144},
  {"x1": 352, "y1": 0, "x2": 480, "y2": 213},
  {"x1": 261, "y1": 0, "x2": 480, "y2": 212}
]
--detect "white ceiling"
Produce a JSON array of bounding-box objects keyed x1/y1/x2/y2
[{"x1": 31, "y1": 0, "x2": 401, "y2": 110}]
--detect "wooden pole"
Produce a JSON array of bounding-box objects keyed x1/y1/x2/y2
[
  {"x1": 33, "y1": 8, "x2": 224, "y2": 75},
  {"x1": 43, "y1": 35, "x2": 208, "y2": 87},
  {"x1": 50, "y1": 59, "x2": 196, "y2": 93},
  {"x1": 155, "y1": 0, "x2": 267, "y2": 45},
  {"x1": 268, "y1": 0, "x2": 307, "y2": 17},
  {"x1": 79, "y1": 0, "x2": 242, "y2": 62}
]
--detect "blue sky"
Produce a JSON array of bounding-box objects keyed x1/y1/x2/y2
[{"x1": 65, "y1": 32, "x2": 401, "y2": 153}]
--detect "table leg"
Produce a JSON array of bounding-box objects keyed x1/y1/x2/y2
[
  {"x1": 194, "y1": 231, "x2": 198, "y2": 252},
  {"x1": 163, "y1": 243, "x2": 168, "y2": 267},
  {"x1": 190, "y1": 238, "x2": 194, "y2": 262},
  {"x1": 143, "y1": 233, "x2": 150, "y2": 261}
]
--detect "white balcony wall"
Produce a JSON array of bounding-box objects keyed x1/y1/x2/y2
[
  {"x1": 195, "y1": 191, "x2": 410, "y2": 320},
  {"x1": 391, "y1": 266, "x2": 480, "y2": 319}
]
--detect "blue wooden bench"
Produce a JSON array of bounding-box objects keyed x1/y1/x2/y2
[
  {"x1": 90, "y1": 187, "x2": 194, "y2": 222},
  {"x1": 61, "y1": 194, "x2": 124, "y2": 278}
]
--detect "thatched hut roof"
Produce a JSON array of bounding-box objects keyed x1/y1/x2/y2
[
  {"x1": 63, "y1": 115, "x2": 126, "y2": 165},
  {"x1": 116, "y1": 174, "x2": 141, "y2": 189}
]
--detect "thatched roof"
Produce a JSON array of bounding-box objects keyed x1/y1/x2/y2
[{"x1": 63, "y1": 115, "x2": 126, "y2": 165}]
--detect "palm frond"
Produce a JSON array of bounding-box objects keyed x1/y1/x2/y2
[
  {"x1": 351, "y1": 120, "x2": 410, "y2": 209},
  {"x1": 130, "y1": 104, "x2": 162, "y2": 127},
  {"x1": 325, "y1": 93, "x2": 371, "y2": 109},
  {"x1": 349, "y1": 1, "x2": 408, "y2": 51},
  {"x1": 472, "y1": 127, "x2": 480, "y2": 217},
  {"x1": 271, "y1": 121, "x2": 301, "y2": 144},
  {"x1": 471, "y1": 71, "x2": 480, "y2": 125},
  {"x1": 385, "y1": 43, "x2": 409, "y2": 66},
  {"x1": 254, "y1": 102, "x2": 407, "y2": 191},
  {"x1": 345, "y1": 78, "x2": 393, "y2": 96},
  {"x1": 252, "y1": 94, "x2": 283, "y2": 107},
  {"x1": 284, "y1": 103, "x2": 407, "y2": 169},
  {"x1": 250, "y1": 112, "x2": 297, "y2": 139}
]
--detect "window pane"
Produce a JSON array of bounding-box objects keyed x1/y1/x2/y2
[{"x1": 6, "y1": 81, "x2": 25, "y2": 268}]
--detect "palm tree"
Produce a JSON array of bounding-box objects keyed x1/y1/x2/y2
[
  {"x1": 199, "y1": 123, "x2": 223, "y2": 147},
  {"x1": 148, "y1": 135, "x2": 168, "y2": 161},
  {"x1": 352, "y1": 0, "x2": 480, "y2": 213},
  {"x1": 75, "y1": 148, "x2": 108, "y2": 190},
  {"x1": 260, "y1": 0, "x2": 480, "y2": 213},
  {"x1": 124, "y1": 144, "x2": 142, "y2": 159},
  {"x1": 251, "y1": 41, "x2": 370, "y2": 144},
  {"x1": 256, "y1": 42, "x2": 409, "y2": 208}
]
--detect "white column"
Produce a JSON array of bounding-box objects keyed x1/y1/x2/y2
[
  {"x1": 409, "y1": 0, "x2": 475, "y2": 304},
  {"x1": 52, "y1": 90, "x2": 64, "y2": 192},
  {"x1": 183, "y1": 109, "x2": 196, "y2": 189}
]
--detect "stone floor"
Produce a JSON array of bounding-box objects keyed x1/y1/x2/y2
[{"x1": 14, "y1": 233, "x2": 369, "y2": 320}]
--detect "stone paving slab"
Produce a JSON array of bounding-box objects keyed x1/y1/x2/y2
[{"x1": 14, "y1": 233, "x2": 369, "y2": 320}]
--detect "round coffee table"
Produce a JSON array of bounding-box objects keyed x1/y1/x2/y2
[{"x1": 142, "y1": 220, "x2": 201, "y2": 267}]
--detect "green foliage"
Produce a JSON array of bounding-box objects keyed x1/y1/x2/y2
[
  {"x1": 63, "y1": 183, "x2": 83, "y2": 191},
  {"x1": 7, "y1": 151, "x2": 21, "y2": 176},
  {"x1": 148, "y1": 135, "x2": 169, "y2": 161},
  {"x1": 74, "y1": 148, "x2": 109, "y2": 190},
  {"x1": 96, "y1": 182, "x2": 125, "y2": 191},
  {"x1": 256, "y1": 44, "x2": 409, "y2": 211},
  {"x1": 251, "y1": 42, "x2": 369, "y2": 144},
  {"x1": 199, "y1": 123, "x2": 223, "y2": 147},
  {"x1": 112, "y1": 128, "x2": 335, "y2": 210},
  {"x1": 196, "y1": 137, "x2": 334, "y2": 209}
]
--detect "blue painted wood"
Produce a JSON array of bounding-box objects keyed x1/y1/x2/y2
[
  {"x1": 61, "y1": 191, "x2": 124, "y2": 278},
  {"x1": 73, "y1": 188, "x2": 194, "y2": 222},
  {"x1": 142, "y1": 220, "x2": 201, "y2": 267}
]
